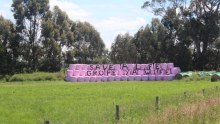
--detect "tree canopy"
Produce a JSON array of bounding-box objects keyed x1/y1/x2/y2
[{"x1": 0, "y1": 0, "x2": 107, "y2": 74}]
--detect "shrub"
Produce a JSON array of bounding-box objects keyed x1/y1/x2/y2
[
  {"x1": 175, "y1": 74, "x2": 183, "y2": 80},
  {"x1": 9, "y1": 75, "x2": 25, "y2": 82},
  {"x1": 7, "y1": 72, "x2": 65, "y2": 82},
  {"x1": 211, "y1": 74, "x2": 220, "y2": 82},
  {"x1": 183, "y1": 75, "x2": 189, "y2": 78},
  {"x1": 44, "y1": 75, "x2": 56, "y2": 81},
  {"x1": 33, "y1": 77, "x2": 43, "y2": 81}
]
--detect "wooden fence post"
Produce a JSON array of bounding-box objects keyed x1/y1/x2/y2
[
  {"x1": 116, "y1": 105, "x2": 120, "y2": 121},
  {"x1": 44, "y1": 120, "x2": 50, "y2": 124},
  {"x1": 156, "y1": 96, "x2": 160, "y2": 111},
  {"x1": 202, "y1": 89, "x2": 205, "y2": 96},
  {"x1": 184, "y1": 91, "x2": 187, "y2": 98}
]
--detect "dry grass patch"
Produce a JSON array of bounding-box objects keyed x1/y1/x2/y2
[{"x1": 144, "y1": 96, "x2": 220, "y2": 124}]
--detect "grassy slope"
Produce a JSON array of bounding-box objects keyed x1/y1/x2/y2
[{"x1": 0, "y1": 80, "x2": 220, "y2": 124}]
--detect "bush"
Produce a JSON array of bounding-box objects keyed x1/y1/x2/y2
[
  {"x1": 211, "y1": 74, "x2": 220, "y2": 82},
  {"x1": 175, "y1": 74, "x2": 183, "y2": 80},
  {"x1": 44, "y1": 75, "x2": 56, "y2": 81},
  {"x1": 7, "y1": 72, "x2": 65, "y2": 82},
  {"x1": 9, "y1": 75, "x2": 25, "y2": 82}
]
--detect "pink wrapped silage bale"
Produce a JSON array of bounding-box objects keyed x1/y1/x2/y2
[
  {"x1": 101, "y1": 76, "x2": 108, "y2": 82},
  {"x1": 150, "y1": 70, "x2": 155, "y2": 75},
  {"x1": 176, "y1": 67, "x2": 181, "y2": 73},
  {"x1": 137, "y1": 70, "x2": 144, "y2": 75},
  {"x1": 149, "y1": 75, "x2": 156, "y2": 81},
  {"x1": 160, "y1": 70, "x2": 166, "y2": 75},
  {"x1": 69, "y1": 64, "x2": 76, "y2": 70},
  {"x1": 144, "y1": 64, "x2": 150, "y2": 70},
  {"x1": 114, "y1": 69, "x2": 120, "y2": 76},
  {"x1": 127, "y1": 75, "x2": 135, "y2": 81},
  {"x1": 75, "y1": 64, "x2": 82, "y2": 70},
  {"x1": 167, "y1": 63, "x2": 174, "y2": 69},
  {"x1": 114, "y1": 76, "x2": 121, "y2": 81},
  {"x1": 66, "y1": 70, "x2": 73, "y2": 77},
  {"x1": 87, "y1": 64, "x2": 93, "y2": 70},
  {"x1": 81, "y1": 64, "x2": 88, "y2": 70},
  {"x1": 122, "y1": 70, "x2": 130, "y2": 75},
  {"x1": 84, "y1": 76, "x2": 90, "y2": 82},
  {"x1": 65, "y1": 76, "x2": 70, "y2": 81},
  {"x1": 137, "y1": 70, "x2": 142, "y2": 75},
  {"x1": 70, "y1": 76, "x2": 78, "y2": 82},
  {"x1": 121, "y1": 75, "x2": 128, "y2": 81},
  {"x1": 127, "y1": 64, "x2": 135, "y2": 70},
  {"x1": 100, "y1": 64, "x2": 107, "y2": 70},
  {"x1": 141, "y1": 64, "x2": 147, "y2": 70},
  {"x1": 141, "y1": 75, "x2": 149, "y2": 81},
  {"x1": 134, "y1": 64, "x2": 141, "y2": 70},
  {"x1": 148, "y1": 63, "x2": 154, "y2": 70},
  {"x1": 108, "y1": 76, "x2": 115, "y2": 81},
  {"x1": 114, "y1": 64, "x2": 121, "y2": 70},
  {"x1": 134, "y1": 75, "x2": 142, "y2": 81},
  {"x1": 96, "y1": 76, "x2": 102, "y2": 82},
  {"x1": 166, "y1": 69, "x2": 171, "y2": 75},
  {"x1": 164, "y1": 74, "x2": 175, "y2": 80},
  {"x1": 160, "y1": 63, "x2": 167, "y2": 70},
  {"x1": 73, "y1": 70, "x2": 80, "y2": 76},
  {"x1": 77, "y1": 76, "x2": 84, "y2": 82},
  {"x1": 171, "y1": 67, "x2": 181, "y2": 75},
  {"x1": 155, "y1": 75, "x2": 163, "y2": 81},
  {"x1": 154, "y1": 63, "x2": 160, "y2": 70},
  {"x1": 80, "y1": 70, "x2": 86, "y2": 76},
  {"x1": 90, "y1": 76, "x2": 96, "y2": 82}
]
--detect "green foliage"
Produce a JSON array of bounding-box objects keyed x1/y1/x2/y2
[
  {"x1": 174, "y1": 73, "x2": 183, "y2": 80},
  {"x1": 73, "y1": 21, "x2": 106, "y2": 64},
  {"x1": 0, "y1": 2, "x2": 108, "y2": 74},
  {"x1": 0, "y1": 16, "x2": 18, "y2": 74},
  {"x1": 7, "y1": 72, "x2": 64, "y2": 82},
  {"x1": 11, "y1": 0, "x2": 50, "y2": 71},
  {"x1": 142, "y1": 0, "x2": 220, "y2": 70},
  {"x1": 211, "y1": 74, "x2": 220, "y2": 82},
  {"x1": 110, "y1": 33, "x2": 137, "y2": 63}
]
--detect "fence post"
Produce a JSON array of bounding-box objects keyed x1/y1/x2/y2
[
  {"x1": 202, "y1": 89, "x2": 205, "y2": 96},
  {"x1": 44, "y1": 120, "x2": 50, "y2": 124},
  {"x1": 156, "y1": 96, "x2": 160, "y2": 111},
  {"x1": 184, "y1": 91, "x2": 187, "y2": 98},
  {"x1": 146, "y1": 100, "x2": 148, "y2": 112},
  {"x1": 116, "y1": 105, "x2": 120, "y2": 121}
]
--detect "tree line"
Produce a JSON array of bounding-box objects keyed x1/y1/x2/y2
[
  {"x1": 0, "y1": 0, "x2": 220, "y2": 75},
  {"x1": 110, "y1": 0, "x2": 220, "y2": 71},
  {"x1": 0, "y1": 0, "x2": 107, "y2": 74}
]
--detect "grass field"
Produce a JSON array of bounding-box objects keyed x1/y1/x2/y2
[{"x1": 0, "y1": 79, "x2": 220, "y2": 124}]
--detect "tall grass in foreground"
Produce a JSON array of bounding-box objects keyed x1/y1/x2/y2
[
  {"x1": 143, "y1": 96, "x2": 220, "y2": 124},
  {"x1": 118, "y1": 84, "x2": 220, "y2": 124}
]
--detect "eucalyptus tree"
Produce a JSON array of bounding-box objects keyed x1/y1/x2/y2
[
  {"x1": 11, "y1": 0, "x2": 50, "y2": 71},
  {"x1": 0, "y1": 16, "x2": 18, "y2": 74},
  {"x1": 110, "y1": 33, "x2": 137, "y2": 63},
  {"x1": 72, "y1": 21, "x2": 105, "y2": 64},
  {"x1": 142, "y1": 0, "x2": 220, "y2": 70},
  {"x1": 40, "y1": 6, "x2": 74, "y2": 71}
]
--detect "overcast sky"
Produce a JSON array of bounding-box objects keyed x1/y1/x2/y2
[{"x1": 0, "y1": 0, "x2": 157, "y2": 49}]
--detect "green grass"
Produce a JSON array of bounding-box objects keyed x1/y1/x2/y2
[{"x1": 0, "y1": 80, "x2": 220, "y2": 124}]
